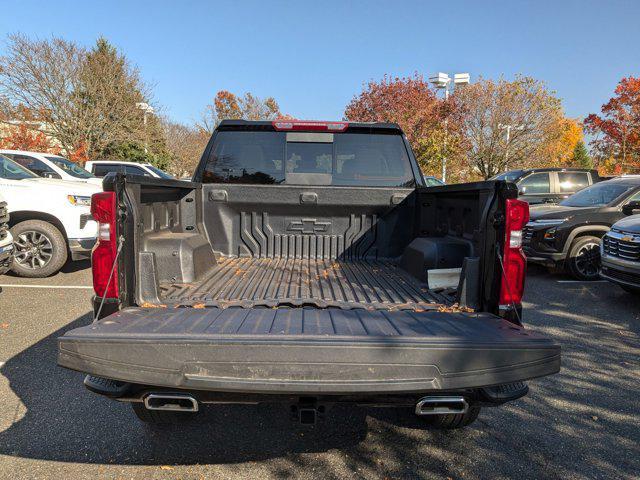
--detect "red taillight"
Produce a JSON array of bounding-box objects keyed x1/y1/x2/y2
[
  {"x1": 499, "y1": 198, "x2": 530, "y2": 306},
  {"x1": 91, "y1": 192, "x2": 118, "y2": 299},
  {"x1": 272, "y1": 120, "x2": 349, "y2": 132}
]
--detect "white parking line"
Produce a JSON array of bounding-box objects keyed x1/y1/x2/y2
[
  {"x1": 0, "y1": 284, "x2": 92, "y2": 289},
  {"x1": 556, "y1": 280, "x2": 608, "y2": 283}
]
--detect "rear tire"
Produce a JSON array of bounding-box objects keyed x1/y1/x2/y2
[
  {"x1": 420, "y1": 406, "x2": 481, "y2": 429},
  {"x1": 10, "y1": 220, "x2": 67, "y2": 277},
  {"x1": 566, "y1": 235, "x2": 601, "y2": 281},
  {"x1": 131, "y1": 402, "x2": 198, "y2": 424}
]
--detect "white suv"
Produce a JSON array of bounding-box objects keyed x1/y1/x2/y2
[
  {"x1": 0, "y1": 149, "x2": 103, "y2": 186},
  {"x1": 0, "y1": 154, "x2": 100, "y2": 277},
  {"x1": 0, "y1": 192, "x2": 14, "y2": 275}
]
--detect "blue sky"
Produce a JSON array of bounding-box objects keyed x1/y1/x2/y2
[{"x1": 1, "y1": 0, "x2": 639, "y2": 125}]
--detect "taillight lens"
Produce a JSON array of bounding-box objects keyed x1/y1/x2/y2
[
  {"x1": 499, "y1": 198, "x2": 530, "y2": 306},
  {"x1": 91, "y1": 192, "x2": 118, "y2": 299}
]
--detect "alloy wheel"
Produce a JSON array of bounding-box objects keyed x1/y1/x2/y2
[
  {"x1": 574, "y1": 241, "x2": 601, "y2": 278},
  {"x1": 13, "y1": 230, "x2": 54, "y2": 270}
]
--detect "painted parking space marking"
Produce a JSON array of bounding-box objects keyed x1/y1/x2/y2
[{"x1": 556, "y1": 280, "x2": 609, "y2": 283}]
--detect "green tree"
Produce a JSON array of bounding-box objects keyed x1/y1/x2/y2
[
  {"x1": 571, "y1": 141, "x2": 593, "y2": 169},
  {"x1": 102, "y1": 141, "x2": 171, "y2": 170},
  {"x1": 0, "y1": 34, "x2": 166, "y2": 163}
]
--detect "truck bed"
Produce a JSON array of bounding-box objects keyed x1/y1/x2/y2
[{"x1": 159, "y1": 258, "x2": 452, "y2": 310}]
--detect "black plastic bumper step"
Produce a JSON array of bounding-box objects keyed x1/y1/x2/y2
[
  {"x1": 481, "y1": 381, "x2": 529, "y2": 403},
  {"x1": 84, "y1": 375, "x2": 131, "y2": 397}
]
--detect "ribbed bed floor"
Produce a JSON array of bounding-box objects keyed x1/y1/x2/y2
[{"x1": 159, "y1": 257, "x2": 452, "y2": 310}]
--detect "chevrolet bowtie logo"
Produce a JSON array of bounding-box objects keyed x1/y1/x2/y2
[
  {"x1": 621, "y1": 235, "x2": 636, "y2": 242},
  {"x1": 287, "y1": 219, "x2": 331, "y2": 234}
]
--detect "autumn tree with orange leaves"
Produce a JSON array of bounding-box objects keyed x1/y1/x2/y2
[
  {"x1": 584, "y1": 76, "x2": 640, "y2": 174},
  {"x1": 199, "y1": 90, "x2": 286, "y2": 134},
  {"x1": 455, "y1": 76, "x2": 580, "y2": 179},
  {"x1": 344, "y1": 73, "x2": 466, "y2": 180},
  {"x1": 0, "y1": 123, "x2": 59, "y2": 152}
]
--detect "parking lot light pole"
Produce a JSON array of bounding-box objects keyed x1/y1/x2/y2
[
  {"x1": 498, "y1": 123, "x2": 525, "y2": 171},
  {"x1": 429, "y1": 72, "x2": 470, "y2": 182},
  {"x1": 136, "y1": 102, "x2": 155, "y2": 154}
]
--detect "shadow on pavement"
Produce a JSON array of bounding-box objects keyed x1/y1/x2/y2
[
  {"x1": 60, "y1": 259, "x2": 91, "y2": 274},
  {"x1": 0, "y1": 269, "x2": 639, "y2": 478},
  {"x1": 3, "y1": 259, "x2": 90, "y2": 277}
]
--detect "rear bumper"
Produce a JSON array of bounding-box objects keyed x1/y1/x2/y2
[{"x1": 58, "y1": 307, "x2": 561, "y2": 395}]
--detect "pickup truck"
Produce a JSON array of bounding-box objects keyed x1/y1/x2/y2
[
  {"x1": 58, "y1": 120, "x2": 560, "y2": 429},
  {"x1": 0, "y1": 154, "x2": 100, "y2": 277},
  {"x1": 85, "y1": 160, "x2": 174, "y2": 179},
  {"x1": 492, "y1": 168, "x2": 602, "y2": 205},
  {"x1": 0, "y1": 149, "x2": 103, "y2": 186}
]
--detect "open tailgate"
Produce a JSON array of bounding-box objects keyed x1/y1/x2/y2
[{"x1": 58, "y1": 308, "x2": 560, "y2": 394}]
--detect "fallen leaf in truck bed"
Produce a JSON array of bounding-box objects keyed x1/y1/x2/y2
[
  {"x1": 140, "y1": 302, "x2": 168, "y2": 308},
  {"x1": 437, "y1": 303, "x2": 474, "y2": 313}
]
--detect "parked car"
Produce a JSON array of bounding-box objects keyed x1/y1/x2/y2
[
  {"x1": 600, "y1": 210, "x2": 640, "y2": 294},
  {"x1": 491, "y1": 168, "x2": 602, "y2": 205},
  {"x1": 0, "y1": 149, "x2": 102, "y2": 186},
  {"x1": 0, "y1": 154, "x2": 100, "y2": 277},
  {"x1": 59, "y1": 120, "x2": 560, "y2": 430},
  {"x1": 85, "y1": 160, "x2": 174, "y2": 179},
  {"x1": 523, "y1": 176, "x2": 640, "y2": 280},
  {"x1": 0, "y1": 192, "x2": 14, "y2": 276}
]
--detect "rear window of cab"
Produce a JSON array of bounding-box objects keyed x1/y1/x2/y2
[{"x1": 201, "y1": 131, "x2": 416, "y2": 187}]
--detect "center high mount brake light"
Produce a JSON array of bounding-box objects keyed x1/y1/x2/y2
[{"x1": 272, "y1": 120, "x2": 349, "y2": 132}]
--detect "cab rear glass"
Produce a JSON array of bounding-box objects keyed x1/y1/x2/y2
[{"x1": 201, "y1": 131, "x2": 416, "y2": 187}]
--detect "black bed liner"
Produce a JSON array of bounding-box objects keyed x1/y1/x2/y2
[
  {"x1": 58, "y1": 307, "x2": 560, "y2": 394},
  {"x1": 159, "y1": 258, "x2": 452, "y2": 310}
]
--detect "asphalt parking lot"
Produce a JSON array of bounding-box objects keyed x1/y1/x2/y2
[{"x1": 0, "y1": 263, "x2": 638, "y2": 480}]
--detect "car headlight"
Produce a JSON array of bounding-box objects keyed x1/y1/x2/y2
[
  {"x1": 544, "y1": 227, "x2": 557, "y2": 240},
  {"x1": 67, "y1": 195, "x2": 92, "y2": 206}
]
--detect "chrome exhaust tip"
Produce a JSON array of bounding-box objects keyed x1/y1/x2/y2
[
  {"x1": 144, "y1": 393, "x2": 199, "y2": 412},
  {"x1": 415, "y1": 396, "x2": 468, "y2": 416}
]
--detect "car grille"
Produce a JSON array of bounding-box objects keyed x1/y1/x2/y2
[
  {"x1": 0, "y1": 201, "x2": 9, "y2": 241},
  {"x1": 601, "y1": 265, "x2": 640, "y2": 286},
  {"x1": 523, "y1": 224, "x2": 534, "y2": 245},
  {"x1": 602, "y1": 229, "x2": 640, "y2": 261}
]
